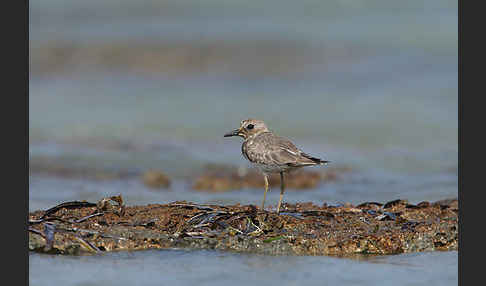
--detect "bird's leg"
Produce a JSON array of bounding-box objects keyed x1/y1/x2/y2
[
  {"x1": 277, "y1": 172, "x2": 285, "y2": 214},
  {"x1": 261, "y1": 175, "x2": 269, "y2": 211}
]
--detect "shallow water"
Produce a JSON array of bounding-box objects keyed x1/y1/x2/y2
[
  {"x1": 29, "y1": 171, "x2": 457, "y2": 213},
  {"x1": 28, "y1": 69, "x2": 458, "y2": 209},
  {"x1": 29, "y1": 0, "x2": 457, "y2": 284},
  {"x1": 29, "y1": 250, "x2": 458, "y2": 286}
]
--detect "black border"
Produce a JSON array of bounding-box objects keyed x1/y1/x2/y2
[
  {"x1": 7, "y1": 0, "x2": 28, "y2": 285},
  {"x1": 25, "y1": 1, "x2": 29, "y2": 285},
  {"x1": 459, "y1": 0, "x2": 478, "y2": 285}
]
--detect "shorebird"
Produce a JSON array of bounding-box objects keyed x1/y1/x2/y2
[{"x1": 224, "y1": 119, "x2": 328, "y2": 214}]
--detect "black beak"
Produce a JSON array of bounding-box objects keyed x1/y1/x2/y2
[{"x1": 224, "y1": 129, "x2": 240, "y2": 137}]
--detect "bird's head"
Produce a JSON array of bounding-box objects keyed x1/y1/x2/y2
[{"x1": 224, "y1": 118, "x2": 269, "y2": 139}]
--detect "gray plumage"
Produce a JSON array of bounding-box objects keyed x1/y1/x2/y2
[
  {"x1": 242, "y1": 131, "x2": 327, "y2": 174},
  {"x1": 224, "y1": 118, "x2": 329, "y2": 213}
]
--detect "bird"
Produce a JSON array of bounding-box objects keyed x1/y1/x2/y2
[{"x1": 224, "y1": 118, "x2": 328, "y2": 214}]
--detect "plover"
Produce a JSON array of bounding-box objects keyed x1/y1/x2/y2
[{"x1": 224, "y1": 119, "x2": 328, "y2": 214}]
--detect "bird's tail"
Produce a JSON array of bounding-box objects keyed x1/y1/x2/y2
[{"x1": 302, "y1": 153, "x2": 330, "y2": 165}]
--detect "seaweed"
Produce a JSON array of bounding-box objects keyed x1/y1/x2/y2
[{"x1": 28, "y1": 195, "x2": 458, "y2": 256}]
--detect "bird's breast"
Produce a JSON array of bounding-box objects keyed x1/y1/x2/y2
[{"x1": 241, "y1": 139, "x2": 258, "y2": 163}]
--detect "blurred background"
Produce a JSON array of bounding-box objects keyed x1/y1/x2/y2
[{"x1": 29, "y1": 0, "x2": 458, "y2": 211}]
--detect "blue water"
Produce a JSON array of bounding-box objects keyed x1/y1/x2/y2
[{"x1": 29, "y1": 250, "x2": 458, "y2": 286}]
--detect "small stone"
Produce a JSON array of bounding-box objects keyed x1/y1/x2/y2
[{"x1": 142, "y1": 170, "x2": 171, "y2": 189}]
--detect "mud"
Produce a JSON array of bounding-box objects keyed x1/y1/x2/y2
[
  {"x1": 192, "y1": 165, "x2": 351, "y2": 192},
  {"x1": 29, "y1": 158, "x2": 352, "y2": 192},
  {"x1": 141, "y1": 170, "x2": 171, "y2": 189},
  {"x1": 28, "y1": 195, "x2": 458, "y2": 257}
]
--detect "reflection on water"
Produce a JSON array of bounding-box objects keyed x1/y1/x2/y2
[{"x1": 29, "y1": 250, "x2": 458, "y2": 286}]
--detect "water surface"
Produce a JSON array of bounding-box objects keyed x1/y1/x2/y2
[{"x1": 29, "y1": 250, "x2": 458, "y2": 286}]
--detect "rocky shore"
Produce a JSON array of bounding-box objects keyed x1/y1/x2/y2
[{"x1": 28, "y1": 195, "x2": 458, "y2": 257}]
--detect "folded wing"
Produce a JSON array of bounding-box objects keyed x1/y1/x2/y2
[{"x1": 264, "y1": 135, "x2": 328, "y2": 167}]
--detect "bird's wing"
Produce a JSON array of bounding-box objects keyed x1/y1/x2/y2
[{"x1": 263, "y1": 135, "x2": 318, "y2": 167}]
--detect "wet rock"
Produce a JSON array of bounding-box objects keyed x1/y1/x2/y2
[
  {"x1": 383, "y1": 199, "x2": 408, "y2": 209},
  {"x1": 417, "y1": 201, "x2": 431, "y2": 208},
  {"x1": 28, "y1": 196, "x2": 458, "y2": 257},
  {"x1": 432, "y1": 198, "x2": 458, "y2": 210},
  {"x1": 356, "y1": 202, "x2": 383, "y2": 211},
  {"x1": 141, "y1": 170, "x2": 171, "y2": 189}
]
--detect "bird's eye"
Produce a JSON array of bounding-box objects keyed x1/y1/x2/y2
[{"x1": 247, "y1": 124, "x2": 254, "y2": 130}]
